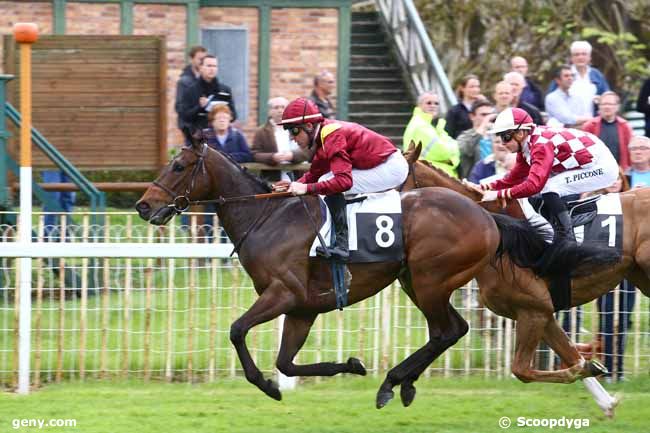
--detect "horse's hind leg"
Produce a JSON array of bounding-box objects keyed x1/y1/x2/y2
[
  {"x1": 276, "y1": 313, "x2": 367, "y2": 377},
  {"x1": 399, "y1": 304, "x2": 468, "y2": 407},
  {"x1": 543, "y1": 318, "x2": 618, "y2": 417},
  {"x1": 376, "y1": 302, "x2": 468, "y2": 409},
  {"x1": 512, "y1": 311, "x2": 602, "y2": 383}
]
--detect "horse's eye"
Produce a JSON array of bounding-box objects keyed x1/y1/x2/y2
[{"x1": 172, "y1": 162, "x2": 184, "y2": 172}]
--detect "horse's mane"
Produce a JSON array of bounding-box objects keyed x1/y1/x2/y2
[
  {"x1": 415, "y1": 159, "x2": 480, "y2": 196},
  {"x1": 207, "y1": 146, "x2": 272, "y2": 193}
]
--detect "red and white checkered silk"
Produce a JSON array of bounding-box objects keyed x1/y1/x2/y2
[{"x1": 526, "y1": 127, "x2": 596, "y2": 173}]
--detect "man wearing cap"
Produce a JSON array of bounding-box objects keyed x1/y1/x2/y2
[
  {"x1": 474, "y1": 107, "x2": 618, "y2": 243},
  {"x1": 274, "y1": 97, "x2": 408, "y2": 263}
]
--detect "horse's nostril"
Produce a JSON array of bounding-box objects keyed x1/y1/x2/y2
[{"x1": 136, "y1": 201, "x2": 150, "y2": 213}]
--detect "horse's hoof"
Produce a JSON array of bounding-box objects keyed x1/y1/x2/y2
[
  {"x1": 587, "y1": 359, "x2": 609, "y2": 377},
  {"x1": 400, "y1": 382, "x2": 416, "y2": 407},
  {"x1": 265, "y1": 379, "x2": 282, "y2": 401},
  {"x1": 347, "y1": 357, "x2": 367, "y2": 376},
  {"x1": 376, "y1": 388, "x2": 394, "y2": 409}
]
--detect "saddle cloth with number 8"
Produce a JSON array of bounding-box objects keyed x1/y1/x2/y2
[{"x1": 309, "y1": 189, "x2": 404, "y2": 263}]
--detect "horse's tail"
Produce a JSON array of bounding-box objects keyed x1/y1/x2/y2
[{"x1": 491, "y1": 213, "x2": 620, "y2": 279}]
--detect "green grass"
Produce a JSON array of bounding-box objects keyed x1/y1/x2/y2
[{"x1": 0, "y1": 377, "x2": 648, "y2": 433}]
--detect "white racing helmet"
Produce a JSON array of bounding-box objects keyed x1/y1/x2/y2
[{"x1": 491, "y1": 107, "x2": 535, "y2": 134}]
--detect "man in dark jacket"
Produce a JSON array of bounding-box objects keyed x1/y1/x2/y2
[
  {"x1": 174, "y1": 45, "x2": 206, "y2": 131},
  {"x1": 510, "y1": 56, "x2": 544, "y2": 111},
  {"x1": 178, "y1": 55, "x2": 237, "y2": 140},
  {"x1": 308, "y1": 71, "x2": 336, "y2": 119},
  {"x1": 504, "y1": 71, "x2": 544, "y2": 126},
  {"x1": 637, "y1": 78, "x2": 650, "y2": 138}
]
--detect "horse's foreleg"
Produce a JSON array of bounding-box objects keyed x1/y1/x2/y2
[
  {"x1": 230, "y1": 282, "x2": 294, "y2": 401},
  {"x1": 276, "y1": 314, "x2": 367, "y2": 377}
]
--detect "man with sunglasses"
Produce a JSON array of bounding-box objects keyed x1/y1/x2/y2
[
  {"x1": 274, "y1": 97, "x2": 408, "y2": 264},
  {"x1": 477, "y1": 107, "x2": 618, "y2": 244}
]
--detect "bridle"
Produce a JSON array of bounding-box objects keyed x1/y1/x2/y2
[
  {"x1": 151, "y1": 143, "x2": 293, "y2": 256},
  {"x1": 153, "y1": 144, "x2": 208, "y2": 214}
]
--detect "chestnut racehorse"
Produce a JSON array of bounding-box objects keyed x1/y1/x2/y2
[
  {"x1": 403, "y1": 143, "x2": 644, "y2": 415},
  {"x1": 135, "y1": 137, "x2": 612, "y2": 409}
]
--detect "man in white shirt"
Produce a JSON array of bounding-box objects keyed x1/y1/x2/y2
[
  {"x1": 548, "y1": 41, "x2": 610, "y2": 117},
  {"x1": 545, "y1": 65, "x2": 591, "y2": 127}
]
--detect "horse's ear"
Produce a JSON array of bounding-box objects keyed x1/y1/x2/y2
[
  {"x1": 407, "y1": 140, "x2": 415, "y2": 152},
  {"x1": 182, "y1": 126, "x2": 203, "y2": 149},
  {"x1": 181, "y1": 127, "x2": 193, "y2": 145},
  {"x1": 413, "y1": 142, "x2": 422, "y2": 160},
  {"x1": 406, "y1": 141, "x2": 423, "y2": 163}
]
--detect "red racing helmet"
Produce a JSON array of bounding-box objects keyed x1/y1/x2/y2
[
  {"x1": 491, "y1": 107, "x2": 535, "y2": 134},
  {"x1": 279, "y1": 97, "x2": 324, "y2": 128}
]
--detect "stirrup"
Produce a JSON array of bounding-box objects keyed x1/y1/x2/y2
[{"x1": 316, "y1": 245, "x2": 349, "y2": 261}]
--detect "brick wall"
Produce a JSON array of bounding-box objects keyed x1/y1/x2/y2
[
  {"x1": 269, "y1": 8, "x2": 338, "y2": 108},
  {"x1": 0, "y1": 2, "x2": 53, "y2": 73},
  {"x1": 199, "y1": 7, "x2": 259, "y2": 140},
  {"x1": 66, "y1": 2, "x2": 119, "y2": 34},
  {"x1": 0, "y1": 2, "x2": 342, "y2": 151},
  {"x1": 134, "y1": 4, "x2": 187, "y2": 148}
]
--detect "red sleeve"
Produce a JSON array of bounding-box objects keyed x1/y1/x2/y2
[
  {"x1": 490, "y1": 153, "x2": 530, "y2": 189},
  {"x1": 306, "y1": 132, "x2": 353, "y2": 195},
  {"x1": 307, "y1": 151, "x2": 353, "y2": 194},
  {"x1": 297, "y1": 171, "x2": 317, "y2": 184},
  {"x1": 497, "y1": 143, "x2": 555, "y2": 199}
]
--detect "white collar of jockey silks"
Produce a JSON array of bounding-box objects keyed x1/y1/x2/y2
[{"x1": 521, "y1": 131, "x2": 533, "y2": 164}]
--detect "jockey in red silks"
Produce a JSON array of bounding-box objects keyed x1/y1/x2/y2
[
  {"x1": 477, "y1": 107, "x2": 618, "y2": 243},
  {"x1": 274, "y1": 97, "x2": 409, "y2": 262}
]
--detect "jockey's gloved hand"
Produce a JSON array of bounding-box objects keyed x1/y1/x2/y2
[
  {"x1": 481, "y1": 190, "x2": 499, "y2": 202},
  {"x1": 462, "y1": 179, "x2": 482, "y2": 193},
  {"x1": 480, "y1": 183, "x2": 492, "y2": 191},
  {"x1": 288, "y1": 182, "x2": 308, "y2": 196},
  {"x1": 272, "y1": 180, "x2": 290, "y2": 192}
]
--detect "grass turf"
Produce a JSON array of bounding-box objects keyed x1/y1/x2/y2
[{"x1": 0, "y1": 376, "x2": 648, "y2": 433}]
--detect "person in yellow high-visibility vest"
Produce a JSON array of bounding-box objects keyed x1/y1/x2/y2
[{"x1": 403, "y1": 91, "x2": 460, "y2": 177}]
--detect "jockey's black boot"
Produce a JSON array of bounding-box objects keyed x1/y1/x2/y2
[
  {"x1": 316, "y1": 193, "x2": 350, "y2": 261},
  {"x1": 542, "y1": 192, "x2": 576, "y2": 243}
]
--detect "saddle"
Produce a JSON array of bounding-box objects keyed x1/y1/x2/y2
[
  {"x1": 527, "y1": 194, "x2": 602, "y2": 312},
  {"x1": 528, "y1": 194, "x2": 601, "y2": 229}
]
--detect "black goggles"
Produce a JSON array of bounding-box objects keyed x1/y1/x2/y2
[
  {"x1": 497, "y1": 130, "x2": 516, "y2": 143},
  {"x1": 284, "y1": 125, "x2": 305, "y2": 137}
]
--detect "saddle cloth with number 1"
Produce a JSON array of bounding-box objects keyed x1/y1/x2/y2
[{"x1": 309, "y1": 189, "x2": 404, "y2": 263}]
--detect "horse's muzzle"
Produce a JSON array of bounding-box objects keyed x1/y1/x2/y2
[{"x1": 135, "y1": 200, "x2": 175, "y2": 225}]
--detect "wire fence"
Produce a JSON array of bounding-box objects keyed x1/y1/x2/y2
[{"x1": 0, "y1": 211, "x2": 649, "y2": 388}]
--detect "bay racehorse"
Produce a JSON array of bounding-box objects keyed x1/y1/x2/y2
[
  {"x1": 403, "y1": 143, "x2": 644, "y2": 415},
  {"x1": 135, "y1": 136, "x2": 611, "y2": 408}
]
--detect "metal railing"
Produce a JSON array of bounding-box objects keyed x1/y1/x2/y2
[
  {"x1": 0, "y1": 75, "x2": 105, "y2": 216},
  {"x1": 375, "y1": 0, "x2": 457, "y2": 111},
  {"x1": 5, "y1": 102, "x2": 106, "y2": 214}
]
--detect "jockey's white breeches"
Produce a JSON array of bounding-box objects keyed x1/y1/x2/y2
[{"x1": 318, "y1": 151, "x2": 409, "y2": 194}]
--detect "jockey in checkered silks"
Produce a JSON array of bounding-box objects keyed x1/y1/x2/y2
[{"x1": 474, "y1": 107, "x2": 618, "y2": 245}]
